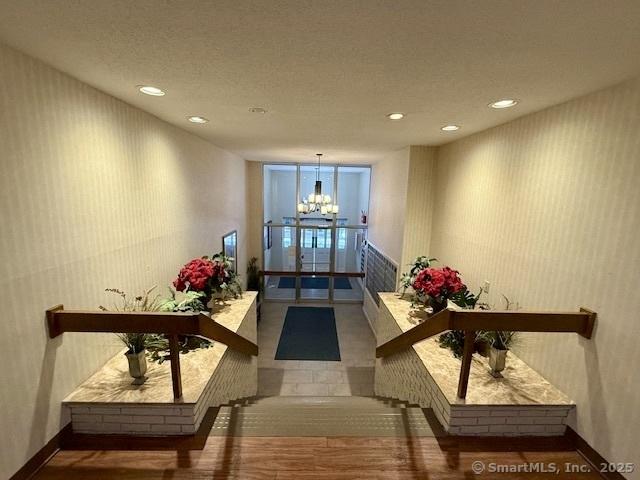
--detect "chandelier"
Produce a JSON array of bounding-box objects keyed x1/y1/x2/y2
[{"x1": 297, "y1": 154, "x2": 339, "y2": 215}]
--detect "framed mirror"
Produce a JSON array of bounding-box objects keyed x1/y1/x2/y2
[{"x1": 222, "y1": 230, "x2": 238, "y2": 273}]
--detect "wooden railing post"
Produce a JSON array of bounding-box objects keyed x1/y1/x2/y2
[
  {"x1": 44, "y1": 302, "x2": 259, "y2": 401},
  {"x1": 457, "y1": 330, "x2": 475, "y2": 400},
  {"x1": 168, "y1": 334, "x2": 183, "y2": 400}
]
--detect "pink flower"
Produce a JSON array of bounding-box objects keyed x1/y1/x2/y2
[
  {"x1": 173, "y1": 258, "x2": 215, "y2": 292},
  {"x1": 412, "y1": 266, "x2": 465, "y2": 299}
]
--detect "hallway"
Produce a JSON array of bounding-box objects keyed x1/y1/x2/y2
[
  {"x1": 3, "y1": 2, "x2": 640, "y2": 478},
  {"x1": 257, "y1": 302, "x2": 376, "y2": 397}
]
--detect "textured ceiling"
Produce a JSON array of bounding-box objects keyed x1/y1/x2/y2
[{"x1": 1, "y1": 0, "x2": 639, "y2": 164}]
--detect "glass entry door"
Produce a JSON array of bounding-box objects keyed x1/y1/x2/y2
[
  {"x1": 263, "y1": 163, "x2": 370, "y2": 303},
  {"x1": 298, "y1": 225, "x2": 331, "y2": 300},
  {"x1": 299, "y1": 227, "x2": 331, "y2": 272}
]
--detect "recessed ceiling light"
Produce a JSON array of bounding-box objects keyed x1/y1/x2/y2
[
  {"x1": 249, "y1": 107, "x2": 267, "y2": 114},
  {"x1": 441, "y1": 125, "x2": 460, "y2": 131},
  {"x1": 387, "y1": 113, "x2": 404, "y2": 120},
  {"x1": 489, "y1": 99, "x2": 518, "y2": 109},
  {"x1": 137, "y1": 85, "x2": 165, "y2": 96},
  {"x1": 187, "y1": 116, "x2": 209, "y2": 124}
]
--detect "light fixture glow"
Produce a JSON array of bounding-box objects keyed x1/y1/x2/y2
[
  {"x1": 441, "y1": 125, "x2": 460, "y2": 131},
  {"x1": 489, "y1": 99, "x2": 518, "y2": 109},
  {"x1": 298, "y1": 154, "x2": 339, "y2": 216},
  {"x1": 138, "y1": 85, "x2": 165, "y2": 96},
  {"x1": 187, "y1": 116, "x2": 209, "y2": 124},
  {"x1": 387, "y1": 112, "x2": 405, "y2": 120}
]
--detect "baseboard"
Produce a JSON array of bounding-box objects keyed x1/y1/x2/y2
[
  {"x1": 9, "y1": 423, "x2": 72, "y2": 480},
  {"x1": 9, "y1": 408, "x2": 218, "y2": 479},
  {"x1": 565, "y1": 427, "x2": 627, "y2": 480}
]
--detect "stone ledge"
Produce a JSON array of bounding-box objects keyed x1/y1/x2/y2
[
  {"x1": 64, "y1": 293, "x2": 258, "y2": 436},
  {"x1": 374, "y1": 293, "x2": 574, "y2": 436}
]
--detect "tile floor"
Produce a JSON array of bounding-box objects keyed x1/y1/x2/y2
[{"x1": 258, "y1": 302, "x2": 376, "y2": 396}]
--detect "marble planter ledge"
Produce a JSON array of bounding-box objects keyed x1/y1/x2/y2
[
  {"x1": 374, "y1": 293, "x2": 574, "y2": 437},
  {"x1": 63, "y1": 292, "x2": 258, "y2": 435}
]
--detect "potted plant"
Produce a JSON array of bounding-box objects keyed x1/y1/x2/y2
[
  {"x1": 99, "y1": 287, "x2": 163, "y2": 382},
  {"x1": 246, "y1": 257, "x2": 263, "y2": 321},
  {"x1": 411, "y1": 266, "x2": 465, "y2": 314},
  {"x1": 399, "y1": 256, "x2": 437, "y2": 297},
  {"x1": 485, "y1": 295, "x2": 519, "y2": 376},
  {"x1": 401, "y1": 256, "x2": 493, "y2": 357},
  {"x1": 173, "y1": 252, "x2": 242, "y2": 311},
  {"x1": 246, "y1": 257, "x2": 261, "y2": 295},
  {"x1": 145, "y1": 289, "x2": 212, "y2": 364}
]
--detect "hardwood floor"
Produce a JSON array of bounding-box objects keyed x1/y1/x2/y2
[{"x1": 34, "y1": 436, "x2": 602, "y2": 479}]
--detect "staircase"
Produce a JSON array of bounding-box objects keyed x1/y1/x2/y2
[{"x1": 210, "y1": 396, "x2": 439, "y2": 437}]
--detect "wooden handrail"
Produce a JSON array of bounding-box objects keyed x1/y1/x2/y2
[
  {"x1": 375, "y1": 304, "x2": 596, "y2": 400},
  {"x1": 46, "y1": 305, "x2": 258, "y2": 400},
  {"x1": 375, "y1": 308, "x2": 451, "y2": 358},
  {"x1": 449, "y1": 309, "x2": 596, "y2": 336}
]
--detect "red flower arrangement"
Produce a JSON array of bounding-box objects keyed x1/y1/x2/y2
[
  {"x1": 174, "y1": 258, "x2": 216, "y2": 292},
  {"x1": 173, "y1": 254, "x2": 242, "y2": 310},
  {"x1": 412, "y1": 266, "x2": 465, "y2": 310}
]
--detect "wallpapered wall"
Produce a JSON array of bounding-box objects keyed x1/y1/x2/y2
[
  {"x1": 367, "y1": 146, "x2": 410, "y2": 265},
  {"x1": 0, "y1": 43, "x2": 247, "y2": 479},
  {"x1": 400, "y1": 146, "x2": 437, "y2": 270},
  {"x1": 431, "y1": 77, "x2": 640, "y2": 478}
]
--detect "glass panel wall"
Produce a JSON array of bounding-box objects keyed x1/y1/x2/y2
[
  {"x1": 263, "y1": 164, "x2": 297, "y2": 224},
  {"x1": 263, "y1": 225, "x2": 296, "y2": 300},
  {"x1": 333, "y1": 227, "x2": 366, "y2": 301},
  {"x1": 263, "y1": 162, "x2": 370, "y2": 302},
  {"x1": 337, "y1": 166, "x2": 370, "y2": 226}
]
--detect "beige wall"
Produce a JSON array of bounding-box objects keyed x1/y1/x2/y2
[
  {"x1": 367, "y1": 147, "x2": 410, "y2": 264},
  {"x1": 431, "y1": 77, "x2": 640, "y2": 478},
  {"x1": 400, "y1": 146, "x2": 437, "y2": 269},
  {"x1": 245, "y1": 161, "x2": 264, "y2": 265},
  {"x1": 0, "y1": 43, "x2": 247, "y2": 479}
]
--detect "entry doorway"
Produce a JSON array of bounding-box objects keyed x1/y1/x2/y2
[{"x1": 262, "y1": 163, "x2": 370, "y2": 302}]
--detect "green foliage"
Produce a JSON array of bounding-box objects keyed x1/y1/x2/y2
[
  {"x1": 211, "y1": 251, "x2": 243, "y2": 299},
  {"x1": 437, "y1": 330, "x2": 467, "y2": 358},
  {"x1": 159, "y1": 289, "x2": 206, "y2": 312},
  {"x1": 246, "y1": 256, "x2": 261, "y2": 292},
  {"x1": 485, "y1": 294, "x2": 519, "y2": 350},
  {"x1": 146, "y1": 334, "x2": 212, "y2": 364},
  {"x1": 399, "y1": 256, "x2": 437, "y2": 295},
  {"x1": 100, "y1": 286, "x2": 214, "y2": 360},
  {"x1": 438, "y1": 292, "x2": 519, "y2": 357},
  {"x1": 99, "y1": 286, "x2": 163, "y2": 354},
  {"x1": 147, "y1": 288, "x2": 212, "y2": 363},
  {"x1": 450, "y1": 287, "x2": 481, "y2": 309}
]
